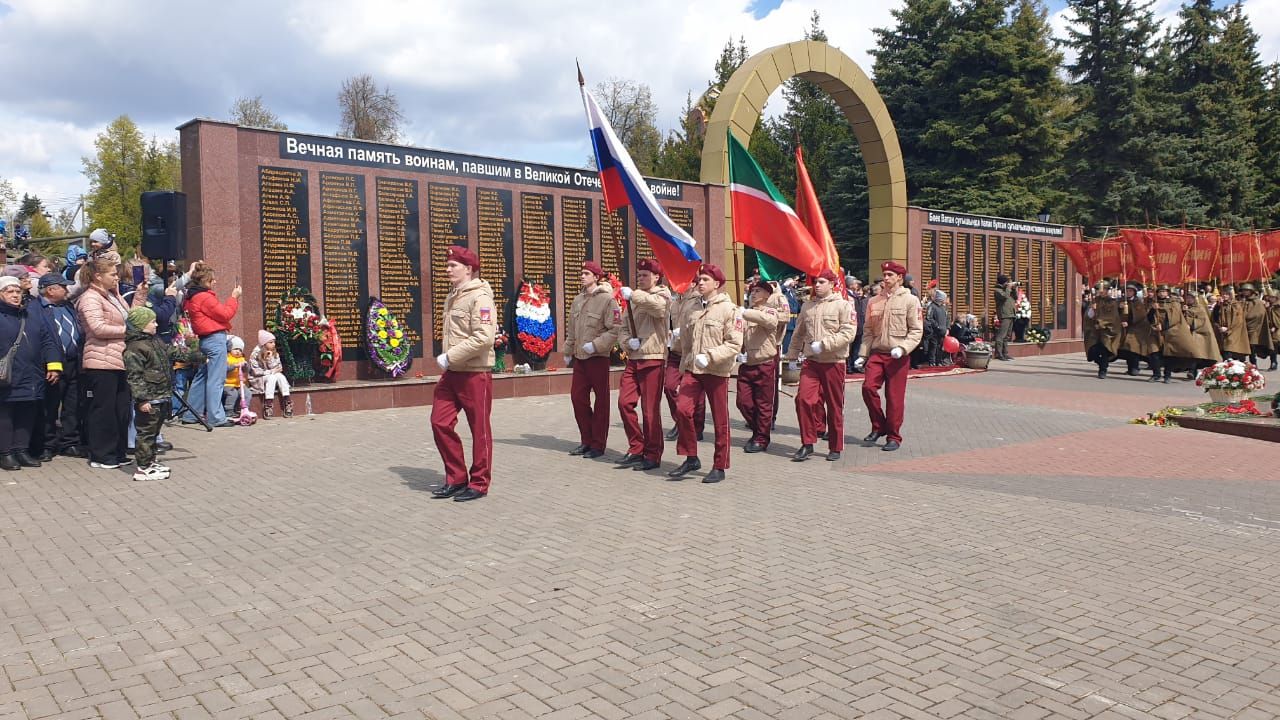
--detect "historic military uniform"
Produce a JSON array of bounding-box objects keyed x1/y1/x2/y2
[
  {"x1": 430, "y1": 246, "x2": 496, "y2": 502},
  {"x1": 565, "y1": 261, "x2": 621, "y2": 458},
  {"x1": 616, "y1": 259, "x2": 671, "y2": 471},
  {"x1": 784, "y1": 269, "x2": 858, "y2": 461},
  {"x1": 1168, "y1": 293, "x2": 1220, "y2": 376},
  {"x1": 1266, "y1": 292, "x2": 1280, "y2": 370},
  {"x1": 1239, "y1": 284, "x2": 1274, "y2": 367},
  {"x1": 1213, "y1": 289, "x2": 1251, "y2": 360},
  {"x1": 1089, "y1": 286, "x2": 1124, "y2": 378},
  {"x1": 1081, "y1": 289, "x2": 1098, "y2": 351},
  {"x1": 1146, "y1": 287, "x2": 1182, "y2": 383},
  {"x1": 1118, "y1": 284, "x2": 1155, "y2": 375},
  {"x1": 858, "y1": 261, "x2": 923, "y2": 451},
  {"x1": 993, "y1": 276, "x2": 1017, "y2": 360},
  {"x1": 736, "y1": 280, "x2": 784, "y2": 453},
  {"x1": 668, "y1": 264, "x2": 742, "y2": 483}
]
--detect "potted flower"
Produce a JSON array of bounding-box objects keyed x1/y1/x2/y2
[
  {"x1": 963, "y1": 339, "x2": 993, "y2": 370},
  {"x1": 1195, "y1": 359, "x2": 1266, "y2": 406}
]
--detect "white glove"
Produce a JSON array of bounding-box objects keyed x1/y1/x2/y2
[
  {"x1": 672, "y1": 327, "x2": 681, "y2": 339},
  {"x1": 627, "y1": 338, "x2": 641, "y2": 351},
  {"x1": 582, "y1": 342, "x2": 595, "y2": 354},
  {"x1": 735, "y1": 353, "x2": 747, "y2": 364},
  {"x1": 809, "y1": 340, "x2": 822, "y2": 355},
  {"x1": 621, "y1": 286, "x2": 633, "y2": 300},
  {"x1": 563, "y1": 354, "x2": 572, "y2": 365},
  {"x1": 695, "y1": 353, "x2": 710, "y2": 369},
  {"x1": 891, "y1": 347, "x2": 904, "y2": 359},
  {"x1": 735, "y1": 309, "x2": 744, "y2": 321},
  {"x1": 1087, "y1": 308, "x2": 1095, "y2": 319},
  {"x1": 436, "y1": 353, "x2": 449, "y2": 370},
  {"x1": 788, "y1": 360, "x2": 802, "y2": 371},
  {"x1": 854, "y1": 357, "x2": 866, "y2": 369}
]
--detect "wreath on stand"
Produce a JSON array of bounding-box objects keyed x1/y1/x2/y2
[
  {"x1": 366, "y1": 297, "x2": 412, "y2": 377},
  {"x1": 270, "y1": 287, "x2": 326, "y2": 383},
  {"x1": 514, "y1": 280, "x2": 555, "y2": 369}
]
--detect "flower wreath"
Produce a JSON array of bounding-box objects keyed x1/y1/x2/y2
[
  {"x1": 366, "y1": 297, "x2": 412, "y2": 377},
  {"x1": 269, "y1": 287, "x2": 326, "y2": 382},
  {"x1": 515, "y1": 281, "x2": 556, "y2": 358}
]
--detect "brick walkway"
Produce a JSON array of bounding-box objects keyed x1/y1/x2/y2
[{"x1": 2, "y1": 353, "x2": 1278, "y2": 719}]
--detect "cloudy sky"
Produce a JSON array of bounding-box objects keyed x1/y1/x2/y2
[{"x1": 2, "y1": 0, "x2": 1277, "y2": 221}]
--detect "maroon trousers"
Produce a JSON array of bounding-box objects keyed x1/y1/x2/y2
[
  {"x1": 664, "y1": 353, "x2": 704, "y2": 433},
  {"x1": 862, "y1": 352, "x2": 910, "y2": 443},
  {"x1": 796, "y1": 360, "x2": 845, "y2": 452},
  {"x1": 676, "y1": 373, "x2": 730, "y2": 470},
  {"x1": 430, "y1": 370, "x2": 494, "y2": 492},
  {"x1": 736, "y1": 360, "x2": 777, "y2": 447},
  {"x1": 618, "y1": 359, "x2": 664, "y2": 461},
  {"x1": 571, "y1": 356, "x2": 611, "y2": 451}
]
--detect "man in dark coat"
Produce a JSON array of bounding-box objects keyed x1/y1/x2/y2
[
  {"x1": 0, "y1": 275, "x2": 62, "y2": 470},
  {"x1": 993, "y1": 275, "x2": 1017, "y2": 360}
]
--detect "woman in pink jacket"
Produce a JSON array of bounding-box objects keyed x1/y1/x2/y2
[{"x1": 76, "y1": 259, "x2": 133, "y2": 469}]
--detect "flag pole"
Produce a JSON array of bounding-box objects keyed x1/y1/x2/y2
[{"x1": 729, "y1": 130, "x2": 743, "y2": 304}]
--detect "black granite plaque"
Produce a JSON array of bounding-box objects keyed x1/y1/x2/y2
[
  {"x1": 560, "y1": 197, "x2": 593, "y2": 331},
  {"x1": 520, "y1": 192, "x2": 555, "y2": 285},
  {"x1": 599, "y1": 201, "x2": 630, "y2": 286},
  {"x1": 319, "y1": 172, "x2": 369, "y2": 361},
  {"x1": 376, "y1": 177, "x2": 422, "y2": 357},
  {"x1": 476, "y1": 187, "x2": 514, "y2": 328},
  {"x1": 258, "y1": 166, "x2": 310, "y2": 318},
  {"x1": 428, "y1": 182, "x2": 468, "y2": 354}
]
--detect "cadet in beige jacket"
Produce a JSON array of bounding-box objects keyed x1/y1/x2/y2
[
  {"x1": 430, "y1": 246, "x2": 497, "y2": 502},
  {"x1": 663, "y1": 284, "x2": 705, "y2": 440},
  {"x1": 565, "y1": 261, "x2": 621, "y2": 459},
  {"x1": 735, "y1": 278, "x2": 786, "y2": 453},
  {"x1": 668, "y1": 264, "x2": 742, "y2": 483},
  {"x1": 855, "y1": 261, "x2": 923, "y2": 451},
  {"x1": 783, "y1": 269, "x2": 858, "y2": 461},
  {"x1": 615, "y1": 258, "x2": 671, "y2": 472}
]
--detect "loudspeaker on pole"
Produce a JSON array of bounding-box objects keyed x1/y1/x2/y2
[{"x1": 140, "y1": 191, "x2": 187, "y2": 259}]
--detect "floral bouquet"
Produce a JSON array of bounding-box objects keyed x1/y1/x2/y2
[
  {"x1": 1026, "y1": 326, "x2": 1050, "y2": 347},
  {"x1": 271, "y1": 287, "x2": 325, "y2": 382},
  {"x1": 1015, "y1": 297, "x2": 1032, "y2": 320},
  {"x1": 277, "y1": 295, "x2": 325, "y2": 342},
  {"x1": 366, "y1": 298, "x2": 412, "y2": 377},
  {"x1": 1196, "y1": 359, "x2": 1266, "y2": 392},
  {"x1": 515, "y1": 281, "x2": 555, "y2": 361},
  {"x1": 964, "y1": 339, "x2": 993, "y2": 354},
  {"x1": 494, "y1": 330, "x2": 509, "y2": 372}
]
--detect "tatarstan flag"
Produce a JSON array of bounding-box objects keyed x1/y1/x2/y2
[{"x1": 728, "y1": 131, "x2": 825, "y2": 276}]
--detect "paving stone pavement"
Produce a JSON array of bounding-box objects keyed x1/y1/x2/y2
[{"x1": 2, "y1": 353, "x2": 1279, "y2": 719}]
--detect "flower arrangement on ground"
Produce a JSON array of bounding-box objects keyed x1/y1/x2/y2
[
  {"x1": 1195, "y1": 359, "x2": 1266, "y2": 393},
  {"x1": 1130, "y1": 406, "x2": 1183, "y2": 427},
  {"x1": 366, "y1": 297, "x2": 412, "y2": 377},
  {"x1": 514, "y1": 281, "x2": 555, "y2": 363},
  {"x1": 1025, "y1": 326, "x2": 1051, "y2": 347},
  {"x1": 964, "y1": 339, "x2": 993, "y2": 354},
  {"x1": 493, "y1": 330, "x2": 509, "y2": 372},
  {"x1": 270, "y1": 287, "x2": 327, "y2": 382}
]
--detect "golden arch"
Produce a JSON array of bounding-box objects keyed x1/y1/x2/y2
[{"x1": 699, "y1": 39, "x2": 907, "y2": 294}]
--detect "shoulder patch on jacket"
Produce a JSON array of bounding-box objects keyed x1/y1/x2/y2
[
  {"x1": 613, "y1": 307, "x2": 621, "y2": 323},
  {"x1": 480, "y1": 307, "x2": 492, "y2": 323}
]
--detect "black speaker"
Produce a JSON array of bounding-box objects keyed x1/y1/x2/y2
[{"x1": 140, "y1": 191, "x2": 187, "y2": 259}]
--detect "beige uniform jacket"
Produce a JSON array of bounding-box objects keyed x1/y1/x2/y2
[
  {"x1": 442, "y1": 279, "x2": 497, "y2": 372},
  {"x1": 785, "y1": 293, "x2": 858, "y2": 363},
  {"x1": 860, "y1": 287, "x2": 923, "y2": 359},
  {"x1": 566, "y1": 284, "x2": 621, "y2": 360},
  {"x1": 741, "y1": 301, "x2": 783, "y2": 365},
  {"x1": 623, "y1": 286, "x2": 672, "y2": 361},
  {"x1": 766, "y1": 289, "x2": 791, "y2": 347},
  {"x1": 678, "y1": 292, "x2": 743, "y2": 377},
  {"x1": 667, "y1": 287, "x2": 702, "y2": 355}
]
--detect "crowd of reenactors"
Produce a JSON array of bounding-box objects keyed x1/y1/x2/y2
[
  {"x1": 1082, "y1": 279, "x2": 1280, "y2": 381},
  {"x1": 426, "y1": 249, "x2": 924, "y2": 499}
]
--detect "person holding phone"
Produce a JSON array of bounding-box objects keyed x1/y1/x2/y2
[{"x1": 179, "y1": 262, "x2": 241, "y2": 428}]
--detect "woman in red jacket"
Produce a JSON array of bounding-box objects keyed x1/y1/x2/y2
[{"x1": 179, "y1": 263, "x2": 241, "y2": 427}]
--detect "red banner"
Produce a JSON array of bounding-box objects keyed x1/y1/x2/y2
[
  {"x1": 1148, "y1": 231, "x2": 1193, "y2": 286},
  {"x1": 1118, "y1": 229, "x2": 1156, "y2": 270},
  {"x1": 1217, "y1": 232, "x2": 1266, "y2": 283},
  {"x1": 1259, "y1": 230, "x2": 1280, "y2": 276},
  {"x1": 1186, "y1": 229, "x2": 1219, "y2": 282},
  {"x1": 1094, "y1": 241, "x2": 1149, "y2": 283},
  {"x1": 1054, "y1": 240, "x2": 1097, "y2": 282}
]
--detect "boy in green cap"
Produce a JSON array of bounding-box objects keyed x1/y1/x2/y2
[{"x1": 123, "y1": 306, "x2": 173, "y2": 481}]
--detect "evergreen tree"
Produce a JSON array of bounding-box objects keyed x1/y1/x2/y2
[
  {"x1": 1166, "y1": 1, "x2": 1265, "y2": 227},
  {"x1": 1255, "y1": 63, "x2": 1280, "y2": 224},
  {"x1": 1061, "y1": 0, "x2": 1202, "y2": 232},
  {"x1": 652, "y1": 93, "x2": 703, "y2": 181}
]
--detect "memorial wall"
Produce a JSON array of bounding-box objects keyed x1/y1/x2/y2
[{"x1": 179, "y1": 121, "x2": 723, "y2": 376}]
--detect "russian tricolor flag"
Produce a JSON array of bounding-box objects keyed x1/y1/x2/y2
[{"x1": 580, "y1": 68, "x2": 702, "y2": 292}]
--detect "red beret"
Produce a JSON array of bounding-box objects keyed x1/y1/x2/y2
[
  {"x1": 582, "y1": 261, "x2": 605, "y2": 278},
  {"x1": 698, "y1": 264, "x2": 726, "y2": 284},
  {"x1": 815, "y1": 269, "x2": 838, "y2": 283},
  {"x1": 446, "y1": 245, "x2": 480, "y2": 271},
  {"x1": 881, "y1": 260, "x2": 908, "y2": 276},
  {"x1": 636, "y1": 258, "x2": 663, "y2": 276},
  {"x1": 747, "y1": 279, "x2": 772, "y2": 295}
]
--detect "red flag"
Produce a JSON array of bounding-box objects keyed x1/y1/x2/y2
[
  {"x1": 1258, "y1": 230, "x2": 1280, "y2": 276},
  {"x1": 1217, "y1": 232, "x2": 1266, "y2": 283},
  {"x1": 1148, "y1": 231, "x2": 1193, "y2": 287},
  {"x1": 1054, "y1": 240, "x2": 1098, "y2": 283},
  {"x1": 728, "y1": 132, "x2": 826, "y2": 276},
  {"x1": 1118, "y1": 229, "x2": 1156, "y2": 270},
  {"x1": 1185, "y1": 230, "x2": 1219, "y2": 282},
  {"x1": 795, "y1": 145, "x2": 844, "y2": 295},
  {"x1": 1094, "y1": 240, "x2": 1148, "y2": 283}
]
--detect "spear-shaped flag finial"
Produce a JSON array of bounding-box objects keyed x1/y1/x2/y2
[{"x1": 576, "y1": 60, "x2": 585, "y2": 88}]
